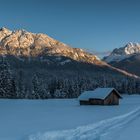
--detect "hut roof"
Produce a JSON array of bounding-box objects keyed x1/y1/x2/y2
[{"x1": 78, "y1": 88, "x2": 122, "y2": 101}]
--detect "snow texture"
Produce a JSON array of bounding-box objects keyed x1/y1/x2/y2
[
  {"x1": 78, "y1": 88, "x2": 120, "y2": 100},
  {"x1": 28, "y1": 106, "x2": 140, "y2": 140},
  {"x1": 0, "y1": 95, "x2": 140, "y2": 140},
  {"x1": 60, "y1": 59, "x2": 71, "y2": 65},
  {"x1": 104, "y1": 54, "x2": 130, "y2": 63}
]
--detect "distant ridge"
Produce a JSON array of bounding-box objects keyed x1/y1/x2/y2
[
  {"x1": 0, "y1": 27, "x2": 101, "y2": 64},
  {"x1": 103, "y1": 42, "x2": 140, "y2": 77},
  {"x1": 103, "y1": 42, "x2": 140, "y2": 63}
]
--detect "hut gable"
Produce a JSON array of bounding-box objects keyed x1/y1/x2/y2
[{"x1": 78, "y1": 88, "x2": 122, "y2": 105}]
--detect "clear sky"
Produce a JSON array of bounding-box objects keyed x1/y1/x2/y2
[{"x1": 0, "y1": 0, "x2": 140, "y2": 57}]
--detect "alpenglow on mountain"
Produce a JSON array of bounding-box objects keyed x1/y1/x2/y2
[
  {"x1": 103, "y1": 42, "x2": 140, "y2": 63},
  {"x1": 0, "y1": 27, "x2": 139, "y2": 78},
  {"x1": 0, "y1": 27, "x2": 139, "y2": 99},
  {"x1": 0, "y1": 27, "x2": 100, "y2": 64}
]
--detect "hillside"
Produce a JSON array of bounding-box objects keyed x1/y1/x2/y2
[{"x1": 0, "y1": 28, "x2": 139, "y2": 98}]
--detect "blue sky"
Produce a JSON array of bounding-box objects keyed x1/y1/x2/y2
[{"x1": 0, "y1": 0, "x2": 140, "y2": 57}]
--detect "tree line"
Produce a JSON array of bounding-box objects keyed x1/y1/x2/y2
[{"x1": 0, "y1": 58, "x2": 140, "y2": 99}]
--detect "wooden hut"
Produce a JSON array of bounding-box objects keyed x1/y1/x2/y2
[{"x1": 78, "y1": 88, "x2": 122, "y2": 105}]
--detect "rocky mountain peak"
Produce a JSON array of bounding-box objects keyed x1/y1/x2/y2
[
  {"x1": 0, "y1": 27, "x2": 11, "y2": 32},
  {"x1": 0, "y1": 27, "x2": 12, "y2": 41},
  {"x1": 103, "y1": 42, "x2": 140, "y2": 63},
  {"x1": 123, "y1": 42, "x2": 140, "y2": 54},
  {"x1": 0, "y1": 27, "x2": 100, "y2": 64},
  {"x1": 112, "y1": 42, "x2": 140, "y2": 55}
]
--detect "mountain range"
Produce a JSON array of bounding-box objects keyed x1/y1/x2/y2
[
  {"x1": 0, "y1": 27, "x2": 138, "y2": 77},
  {"x1": 0, "y1": 27, "x2": 100, "y2": 64},
  {"x1": 0, "y1": 27, "x2": 139, "y2": 98}
]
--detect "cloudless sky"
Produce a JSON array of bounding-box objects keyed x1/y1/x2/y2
[{"x1": 0, "y1": 0, "x2": 140, "y2": 56}]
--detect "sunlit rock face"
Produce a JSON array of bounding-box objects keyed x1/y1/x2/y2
[
  {"x1": 0, "y1": 27, "x2": 139, "y2": 96},
  {"x1": 0, "y1": 27, "x2": 100, "y2": 64}
]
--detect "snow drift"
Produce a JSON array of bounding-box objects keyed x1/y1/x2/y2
[{"x1": 28, "y1": 106, "x2": 140, "y2": 140}]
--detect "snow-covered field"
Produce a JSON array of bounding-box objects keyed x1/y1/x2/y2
[{"x1": 0, "y1": 95, "x2": 140, "y2": 140}]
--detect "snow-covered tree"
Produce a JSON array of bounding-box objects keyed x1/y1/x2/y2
[
  {"x1": 32, "y1": 74, "x2": 41, "y2": 99},
  {"x1": 0, "y1": 58, "x2": 16, "y2": 98},
  {"x1": 16, "y1": 70, "x2": 25, "y2": 98}
]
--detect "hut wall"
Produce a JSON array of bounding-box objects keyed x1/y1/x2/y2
[
  {"x1": 89, "y1": 98, "x2": 104, "y2": 105},
  {"x1": 104, "y1": 91, "x2": 119, "y2": 105}
]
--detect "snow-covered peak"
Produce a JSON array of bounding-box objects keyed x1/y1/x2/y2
[
  {"x1": 103, "y1": 42, "x2": 140, "y2": 63},
  {"x1": 112, "y1": 42, "x2": 140, "y2": 55},
  {"x1": 124, "y1": 42, "x2": 140, "y2": 54}
]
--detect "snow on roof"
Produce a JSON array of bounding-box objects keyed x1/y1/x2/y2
[{"x1": 78, "y1": 88, "x2": 120, "y2": 101}]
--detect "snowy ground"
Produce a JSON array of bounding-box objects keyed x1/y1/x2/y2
[{"x1": 0, "y1": 95, "x2": 140, "y2": 140}]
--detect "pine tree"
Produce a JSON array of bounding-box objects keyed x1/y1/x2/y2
[
  {"x1": 17, "y1": 70, "x2": 25, "y2": 98},
  {"x1": 0, "y1": 58, "x2": 16, "y2": 98},
  {"x1": 32, "y1": 74, "x2": 40, "y2": 99}
]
